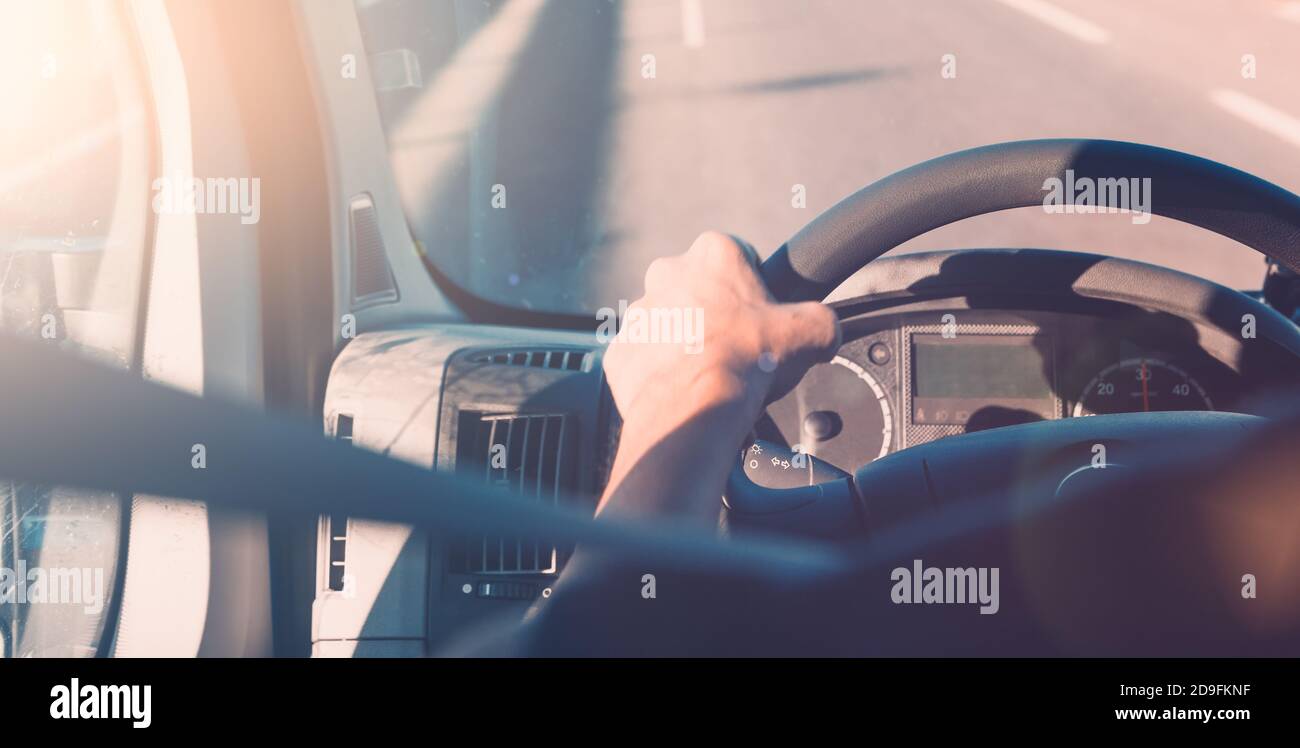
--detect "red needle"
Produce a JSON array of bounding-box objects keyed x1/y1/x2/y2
[{"x1": 1140, "y1": 360, "x2": 1150, "y2": 412}]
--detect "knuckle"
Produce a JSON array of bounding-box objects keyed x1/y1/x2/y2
[
  {"x1": 809, "y1": 302, "x2": 837, "y2": 332},
  {"x1": 809, "y1": 303, "x2": 840, "y2": 342},
  {"x1": 644, "y1": 257, "x2": 674, "y2": 290},
  {"x1": 691, "y1": 231, "x2": 742, "y2": 264}
]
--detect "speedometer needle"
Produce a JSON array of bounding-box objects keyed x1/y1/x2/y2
[{"x1": 1141, "y1": 360, "x2": 1149, "y2": 412}]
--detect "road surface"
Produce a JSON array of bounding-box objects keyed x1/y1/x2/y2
[{"x1": 412, "y1": 0, "x2": 1300, "y2": 311}]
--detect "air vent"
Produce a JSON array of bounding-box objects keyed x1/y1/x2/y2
[
  {"x1": 449, "y1": 412, "x2": 575, "y2": 575},
  {"x1": 325, "y1": 414, "x2": 354, "y2": 592},
  {"x1": 349, "y1": 194, "x2": 399, "y2": 307},
  {"x1": 468, "y1": 348, "x2": 589, "y2": 372}
]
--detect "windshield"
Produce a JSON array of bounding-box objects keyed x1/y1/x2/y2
[{"x1": 354, "y1": 0, "x2": 1298, "y2": 314}]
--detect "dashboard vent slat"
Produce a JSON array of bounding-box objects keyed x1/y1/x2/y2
[
  {"x1": 452, "y1": 412, "x2": 573, "y2": 576},
  {"x1": 325, "y1": 414, "x2": 354, "y2": 592},
  {"x1": 469, "y1": 348, "x2": 590, "y2": 372}
]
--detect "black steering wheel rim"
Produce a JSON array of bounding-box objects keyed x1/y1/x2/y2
[
  {"x1": 729, "y1": 139, "x2": 1300, "y2": 537},
  {"x1": 760, "y1": 138, "x2": 1300, "y2": 302}
]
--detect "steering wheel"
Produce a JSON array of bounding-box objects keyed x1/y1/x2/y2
[{"x1": 725, "y1": 139, "x2": 1300, "y2": 536}]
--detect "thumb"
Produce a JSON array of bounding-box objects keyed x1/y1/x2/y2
[{"x1": 764, "y1": 301, "x2": 842, "y2": 402}]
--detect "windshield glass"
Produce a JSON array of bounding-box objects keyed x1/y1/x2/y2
[{"x1": 355, "y1": 0, "x2": 1298, "y2": 314}]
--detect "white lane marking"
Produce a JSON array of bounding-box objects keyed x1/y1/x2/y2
[
  {"x1": 1277, "y1": 2, "x2": 1300, "y2": 23},
  {"x1": 993, "y1": 0, "x2": 1111, "y2": 45},
  {"x1": 1211, "y1": 89, "x2": 1300, "y2": 149},
  {"x1": 681, "y1": 0, "x2": 705, "y2": 48}
]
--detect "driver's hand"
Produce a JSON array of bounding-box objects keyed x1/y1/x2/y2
[
  {"x1": 600, "y1": 232, "x2": 840, "y2": 515},
  {"x1": 604, "y1": 231, "x2": 840, "y2": 422}
]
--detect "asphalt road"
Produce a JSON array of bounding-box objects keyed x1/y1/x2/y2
[{"x1": 571, "y1": 0, "x2": 1300, "y2": 302}]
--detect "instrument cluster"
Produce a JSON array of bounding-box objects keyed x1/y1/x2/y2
[{"x1": 746, "y1": 307, "x2": 1248, "y2": 479}]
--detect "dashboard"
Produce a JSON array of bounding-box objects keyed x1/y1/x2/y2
[{"x1": 312, "y1": 248, "x2": 1300, "y2": 655}]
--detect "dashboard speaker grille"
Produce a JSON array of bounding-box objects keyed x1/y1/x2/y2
[
  {"x1": 450, "y1": 412, "x2": 575, "y2": 575},
  {"x1": 349, "y1": 194, "x2": 398, "y2": 307}
]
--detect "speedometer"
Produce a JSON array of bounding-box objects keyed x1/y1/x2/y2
[{"x1": 1072, "y1": 358, "x2": 1214, "y2": 416}]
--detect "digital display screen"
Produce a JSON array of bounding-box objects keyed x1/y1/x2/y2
[{"x1": 911, "y1": 334, "x2": 1055, "y2": 425}]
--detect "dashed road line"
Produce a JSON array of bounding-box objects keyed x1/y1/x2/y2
[
  {"x1": 681, "y1": 0, "x2": 706, "y2": 48},
  {"x1": 1210, "y1": 89, "x2": 1300, "y2": 149},
  {"x1": 994, "y1": 0, "x2": 1111, "y2": 45}
]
